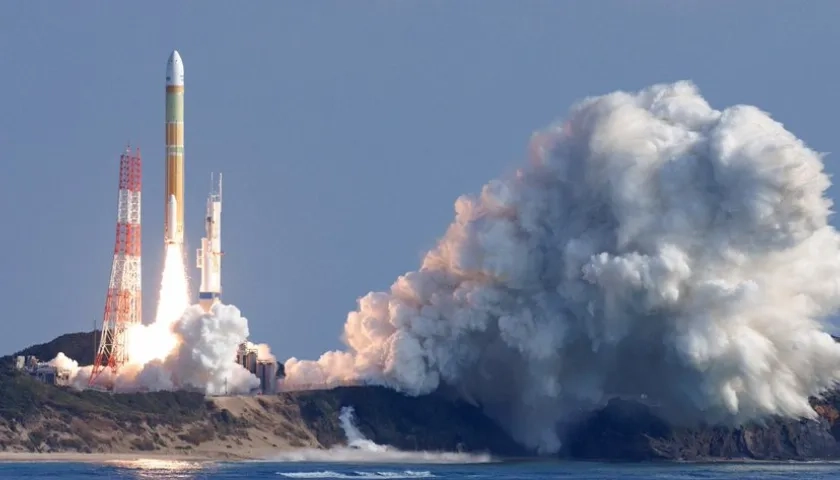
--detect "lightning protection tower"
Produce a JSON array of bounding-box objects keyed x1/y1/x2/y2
[{"x1": 89, "y1": 146, "x2": 142, "y2": 388}]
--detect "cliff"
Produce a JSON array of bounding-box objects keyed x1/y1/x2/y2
[
  {"x1": 5, "y1": 332, "x2": 840, "y2": 462},
  {"x1": 0, "y1": 363, "x2": 525, "y2": 459},
  {"x1": 556, "y1": 338, "x2": 840, "y2": 461},
  {"x1": 561, "y1": 396, "x2": 840, "y2": 461}
]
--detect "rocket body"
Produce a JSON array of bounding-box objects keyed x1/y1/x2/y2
[
  {"x1": 197, "y1": 174, "x2": 223, "y2": 312},
  {"x1": 165, "y1": 50, "x2": 185, "y2": 245}
]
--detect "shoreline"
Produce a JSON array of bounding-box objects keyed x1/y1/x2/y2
[
  {"x1": 0, "y1": 451, "x2": 237, "y2": 463},
  {"x1": 4, "y1": 451, "x2": 840, "y2": 465}
]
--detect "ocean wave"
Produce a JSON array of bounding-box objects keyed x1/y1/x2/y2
[
  {"x1": 268, "y1": 447, "x2": 491, "y2": 464},
  {"x1": 278, "y1": 470, "x2": 435, "y2": 478}
]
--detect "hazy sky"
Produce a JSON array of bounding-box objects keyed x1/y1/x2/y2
[{"x1": 2, "y1": 1, "x2": 840, "y2": 360}]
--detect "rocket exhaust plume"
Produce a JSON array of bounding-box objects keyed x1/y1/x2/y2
[
  {"x1": 284, "y1": 81, "x2": 840, "y2": 453},
  {"x1": 125, "y1": 243, "x2": 190, "y2": 366},
  {"x1": 64, "y1": 300, "x2": 260, "y2": 395},
  {"x1": 60, "y1": 240, "x2": 258, "y2": 395},
  {"x1": 57, "y1": 238, "x2": 259, "y2": 395}
]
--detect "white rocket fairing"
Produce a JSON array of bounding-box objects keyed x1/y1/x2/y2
[{"x1": 197, "y1": 173, "x2": 223, "y2": 312}]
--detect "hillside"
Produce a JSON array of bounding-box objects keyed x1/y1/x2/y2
[
  {"x1": 0, "y1": 361, "x2": 526, "y2": 459},
  {"x1": 561, "y1": 396, "x2": 840, "y2": 461},
  {"x1": 1, "y1": 331, "x2": 100, "y2": 367},
  {"x1": 5, "y1": 332, "x2": 840, "y2": 461},
  {"x1": 556, "y1": 339, "x2": 840, "y2": 461}
]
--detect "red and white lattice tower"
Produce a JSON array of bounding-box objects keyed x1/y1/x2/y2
[{"x1": 89, "y1": 146, "x2": 142, "y2": 387}]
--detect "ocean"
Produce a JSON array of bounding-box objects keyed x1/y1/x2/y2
[{"x1": 2, "y1": 460, "x2": 840, "y2": 480}]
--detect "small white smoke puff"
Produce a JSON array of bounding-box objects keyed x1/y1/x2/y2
[{"x1": 285, "y1": 81, "x2": 840, "y2": 453}]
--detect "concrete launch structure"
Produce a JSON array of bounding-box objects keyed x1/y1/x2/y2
[
  {"x1": 165, "y1": 50, "x2": 185, "y2": 246},
  {"x1": 197, "y1": 174, "x2": 223, "y2": 311}
]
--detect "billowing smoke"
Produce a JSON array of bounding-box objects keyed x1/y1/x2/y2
[
  {"x1": 134, "y1": 303, "x2": 260, "y2": 395},
  {"x1": 49, "y1": 352, "x2": 79, "y2": 372},
  {"x1": 284, "y1": 81, "x2": 840, "y2": 453},
  {"x1": 243, "y1": 340, "x2": 277, "y2": 363},
  {"x1": 55, "y1": 303, "x2": 261, "y2": 395}
]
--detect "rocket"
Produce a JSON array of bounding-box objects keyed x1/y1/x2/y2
[
  {"x1": 165, "y1": 50, "x2": 185, "y2": 246},
  {"x1": 197, "y1": 174, "x2": 223, "y2": 312}
]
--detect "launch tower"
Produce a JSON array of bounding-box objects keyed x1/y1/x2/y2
[{"x1": 89, "y1": 146, "x2": 143, "y2": 387}]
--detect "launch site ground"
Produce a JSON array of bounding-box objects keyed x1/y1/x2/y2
[{"x1": 0, "y1": 347, "x2": 522, "y2": 461}]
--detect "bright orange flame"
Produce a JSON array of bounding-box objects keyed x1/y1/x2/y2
[{"x1": 126, "y1": 243, "x2": 190, "y2": 366}]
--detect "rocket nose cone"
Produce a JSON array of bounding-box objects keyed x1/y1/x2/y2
[{"x1": 166, "y1": 50, "x2": 184, "y2": 87}]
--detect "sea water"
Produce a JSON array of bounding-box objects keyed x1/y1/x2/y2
[{"x1": 3, "y1": 460, "x2": 840, "y2": 480}]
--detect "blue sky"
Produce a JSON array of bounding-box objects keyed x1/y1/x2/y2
[{"x1": 2, "y1": 1, "x2": 840, "y2": 360}]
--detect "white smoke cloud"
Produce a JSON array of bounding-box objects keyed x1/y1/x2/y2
[
  {"x1": 257, "y1": 344, "x2": 275, "y2": 363},
  {"x1": 283, "y1": 81, "x2": 840, "y2": 453},
  {"x1": 142, "y1": 303, "x2": 260, "y2": 395},
  {"x1": 53, "y1": 302, "x2": 262, "y2": 395},
  {"x1": 240, "y1": 340, "x2": 277, "y2": 363},
  {"x1": 49, "y1": 352, "x2": 78, "y2": 372}
]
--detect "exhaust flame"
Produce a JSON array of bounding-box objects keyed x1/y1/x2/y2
[
  {"x1": 54, "y1": 242, "x2": 261, "y2": 395},
  {"x1": 153, "y1": 243, "x2": 191, "y2": 327},
  {"x1": 126, "y1": 243, "x2": 189, "y2": 366}
]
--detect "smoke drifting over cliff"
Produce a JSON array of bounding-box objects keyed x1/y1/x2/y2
[{"x1": 284, "y1": 81, "x2": 840, "y2": 453}]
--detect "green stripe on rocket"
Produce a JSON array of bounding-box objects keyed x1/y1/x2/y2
[{"x1": 166, "y1": 93, "x2": 184, "y2": 122}]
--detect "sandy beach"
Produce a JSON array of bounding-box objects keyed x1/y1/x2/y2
[
  {"x1": 0, "y1": 451, "x2": 222, "y2": 463},
  {"x1": 0, "y1": 441, "x2": 297, "y2": 463}
]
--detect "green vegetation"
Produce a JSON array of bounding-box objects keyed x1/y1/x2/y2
[
  {"x1": 0, "y1": 365, "x2": 207, "y2": 425},
  {"x1": 0, "y1": 332, "x2": 532, "y2": 457},
  {"x1": 177, "y1": 424, "x2": 217, "y2": 446}
]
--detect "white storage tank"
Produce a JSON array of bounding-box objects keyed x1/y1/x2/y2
[
  {"x1": 256, "y1": 360, "x2": 277, "y2": 394},
  {"x1": 246, "y1": 351, "x2": 258, "y2": 374}
]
